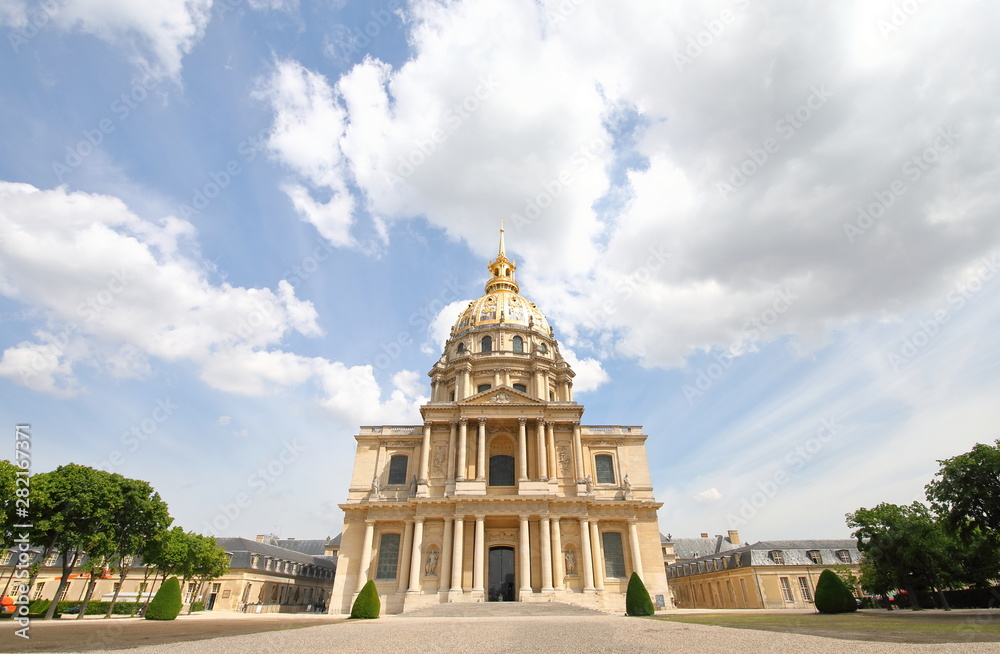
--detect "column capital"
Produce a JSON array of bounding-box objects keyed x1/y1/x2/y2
[
  {"x1": 474, "y1": 514, "x2": 486, "y2": 520},
  {"x1": 627, "y1": 517, "x2": 638, "y2": 525},
  {"x1": 459, "y1": 417, "x2": 468, "y2": 425},
  {"x1": 478, "y1": 416, "x2": 488, "y2": 425},
  {"x1": 414, "y1": 517, "x2": 425, "y2": 524},
  {"x1": 571, "y1": 421, "x2": 581, "y2": 428},
  {"x1": 424, "y1": 421, "x2": 433, "y2": 428},
  {"x1": 518, "y1": 416, "x2": 527, "y2": 425},
  {"x1": 519, "y1": 514, "x2": 531, "y2": 521},
  {"x1": 536, "y1": 417, "x2": 546, "y2": 425},
  {"x1": 365, "y1": 518, "x2": 377, "y2": 525}
]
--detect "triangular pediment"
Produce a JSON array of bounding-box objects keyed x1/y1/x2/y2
[{"x1": 460, "y1": 385, "x2": 545, "y2": 405}]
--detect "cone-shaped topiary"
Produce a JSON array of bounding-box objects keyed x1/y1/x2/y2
[
  {"x1": 351, "y1": 579, "x2": 380, "y2": 619},
  {"x1": 144, "y1": 576, "x2": 183, "y2": 620},
  {"x1": 625, "y1": 572, "x2": 655, "y2": 616},
  {"x1": 814, "y1": 569, "x2": 858, "y2": 614}
]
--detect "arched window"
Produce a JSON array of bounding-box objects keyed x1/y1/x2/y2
[
  {"x1": 456, "y1": 343, "x2": 465, "y2": 355},
  {"x1": 387, "y1": 455, "x2": 408, "y2": 485},
  {"x1": 481, "y1": 335, "x2": 492, "y2": 352},
  {"x1": 538, "y1": 343, "x2": 548, "y2": 354},
  {"x1": 489, "y1": 455, "x2": 515, "y2": 486},
  {"x1": 594, "y1": 454, "x2": 615, "y2": 484},
  {"x1": 477, "y1": 383, "x2": 492, "y2": 393},
  {"x1": 512, "y1": 336, "x2": 524, "y2": 353},
  {"x1": 513, "y1": 383, "x2": 527, "y2": 392}
]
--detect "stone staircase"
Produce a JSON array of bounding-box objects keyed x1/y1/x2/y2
[{"x1": 393, "y1": 601, "x2": 609, "y2": 618}]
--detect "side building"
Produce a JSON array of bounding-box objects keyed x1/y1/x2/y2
[
  {"x1": 665, "y1": 539, "x2": 861, "y2": 609},
  {"x1": 329, "y1": 228, "x2": 670, "y2": 615},
  {"x1": 0, "y1": 534, "x2": 338, "y2": 613}
]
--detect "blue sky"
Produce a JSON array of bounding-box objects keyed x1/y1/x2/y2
[{"x1": 1, "y1": 0, "x2": 998, "y2": 544}]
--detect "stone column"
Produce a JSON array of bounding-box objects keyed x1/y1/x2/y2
[
  {"x1": 536, "y1": 419, "x2": 547, "y2": 480},
  {"x1": 493, "y1": 369, "x2": 501, "y2": 387},
  {"x1": 446, "y1": 422, "x2": 457, "y2": 483},
  {"x1": 579, "y1": 518, "x2": 595, "y2": 592},
  {"x1": 590, "y1": 521, "x2": 605, "y2": 591},
  {"x1": 476, "y1": 418, "x2": 487, "y2": 481},
  {"x1": 457, "y1": 418, "x2": 468, "y2": 481},
  {"x1": 546, "y1": 422, "x2": 557, "y2": 479},
  {"x1": 540, "y1": 516, "x2": 553, "y2": 592},
  {"x1": 419, "y1": 422, "x2": 432, "y2": 484},
  {"x1": 517, "y1": 417, "x2": 528, "y2": 481},
  {"x1": 408, "y1": 518, "x2": 424, "y2": 593},
  {"x1": 397, "y1": 519, "x2": 414, "y2": 593},
  {"x1": 519, "y1": 515, "x2": 531, "y2": 592},
  {"x1": 450, "y1": 517, "x2": 465, "y2": 593},
  {"x1": 572, "y1": 422, "x2": 584, "y2": 482},
  {"x1": 440, "y1": 518, "x2": 454, "y2": 593},
  {"x1": 357, "y1": 520, "x2": 375, "y2": 592},
  {"x1": 628, "y1": 519, "x2": 643, "y2": 578},
  {"x1": 534, "y1": 369, "x2": 546, "y2": 399},
  {"x1": 503, "y1": 368, "x2": 510, "y2": 386},
  {"x1": 551, "y1": 518, "x2": 564, "y2": 590},
  {"x1": 473, "y1": 515, "x2": 486, "y2": 593}
]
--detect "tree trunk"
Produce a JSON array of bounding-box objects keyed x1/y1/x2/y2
[
  {"x1": 43, "y1": 548, "x2": 80, "y2": 621},
  {"x1": 903, "y1": 583, "x2": 921, "y2": 610},
  {"x1": 106, "y1": 565, "x2": 129, "y2": 618},
  {"x1": 77, "y1": 572, "x2": 101, "y2": 619},
  {"x1": 139, "y1": 570, "x2": 165, "y2": 618},
  {"x1": 936, "y1": 587, "x2": 951, "y2": 611}
]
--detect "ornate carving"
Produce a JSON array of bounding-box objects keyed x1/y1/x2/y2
[
  {"x1": 487, "y1": 531, "x2": 517, "y2": 543},
  {"x1": 518, "y1": 417, "x2": 527, "y2": 425},
  {"x1": 588, "y1": 439, "x2": 624, "y2": 447},
  {"x1": 432, "y1": 446, "x2": 447, "y2": 473},
  {"x1": 385, "y1": 440, "x2": 421, "y2": 447},
  {"x1": 494, "y1": 391, "x2": 511, "y2": 403},
  {"x1": 557, "y1": 446, "x2": 571, "y2": 476}
]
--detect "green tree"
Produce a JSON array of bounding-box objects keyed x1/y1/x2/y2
[
  {"x1": 140, "y1": 526, "x2": 189, "y2": 617},
  {"x1": 814, "y1": 568, "x2": 858, "y2": 613},
  {"x1": 846, "y1": 502, "x2": 957, "y2": 610},
  {"x1": 351, "y1": 579, "x2": 380, "y2": 618},
  {"x1": 625, "y1": 572, "x2": 655, "y2": 616},
  {"x1": 926, "y1": 439, "x2": 1000, "y2": 539},
  {"x1": 102, "y1": 478, "x2": 172, "y2": 618},
  {"x1": 0, "y1": 460, "x2": 20, "y2": 550},
  {"x1": 32, "y1": 464, "x2": 122, "y2": 620},
  {"x1": 144, "y1": 576, "x2": 182, "y2": 620},
  {"x1": 185, "y1": 533, "x2": 230, "y2": 614}
]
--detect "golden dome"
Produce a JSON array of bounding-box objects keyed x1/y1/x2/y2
[{"x1": 451, "y1": 225, "x2": 551, "y2": 337}]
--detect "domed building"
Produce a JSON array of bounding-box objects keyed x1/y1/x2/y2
[{"x1": 328, "y1": 228, "x2": 670, "y2": 614}]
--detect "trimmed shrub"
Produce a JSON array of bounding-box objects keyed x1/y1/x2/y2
[
  {"x1": 27, "y1": 600, "x2": 52, "y2": 617},
  {"x1": 815, "y1": 569, "x2": 858, "y2": 614},
  {"x1": 190, "y1": 601, "x2": 205, "y2": 612},
  {"x1": 625, "y1": 572, "x2": 655, "y2": 616},
  {"x1": 351, "y1": 580, "x2": 380, "y2": 619},
  {"x1": 145, "y1": 577, "x2": 183, "y2": 620}
]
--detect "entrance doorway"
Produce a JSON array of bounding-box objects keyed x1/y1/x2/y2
[{"x1": 488, "y1": 546, "x2": 516, "y2": 601}]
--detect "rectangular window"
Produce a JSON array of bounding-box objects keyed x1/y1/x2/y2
[
  {"x1": 32, "y1": 582, "x2": 45, "y2": 600},
  {"x1": 58, "y1": 584, "x2": 71, "y2": 601},
  {"x1": 387, "y1": 455, "x2": 408, "y2": 485},
  {"x1": 594, "y1": 455, "x2": 615, "y2": 484},
  {"x1": 0, "y1": 551, "x2": 12, "y2": 565},
  {"x1": 798, "y1": 577, "x2": 812, "y2": 602},
  {"x1": 46, "y1": 552, "x2": 59, "y2": 566},
  {"x1": 601, "y1": 531, "x2": 626, "y2": 578},
  {"x1": 740, "y1": 578, "x2": 749, "y2": 603},
  {"x1": 779, "y1": 577, "x2": 794, "y2": 602},
  {"x1": 375, "y1": 533, "x2": 401, "y2": 580}
]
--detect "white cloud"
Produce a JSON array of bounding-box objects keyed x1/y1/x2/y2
[
  {"x1": 694, "y1": 488, "x2": 722, "y2": 503},
  {"x1": 217, "y1": 416, "x2": 232, "y2": 426},
  {"x1": 256, "y1": 0, "x2": 1000, "y2": 376},
  {"x1": 0, "y1": 181, "x2": 422, "y2": 426},
  {"x1": 3, "y1": 0, "x2": 212, "y2": 79},
  {"x1": 559, "y1": 345, "x2": 609, "y2": 394}
]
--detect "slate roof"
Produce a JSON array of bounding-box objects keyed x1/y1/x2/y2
[
  {"x1": 665, "y1": 539, "x2": 860, "y2": 577},
  {"x1": 215, "y1": 537, "x2": 337, "y2": 574},
  {"x1": 669, "y1": 535, "x2": 740, "y2": 561}
]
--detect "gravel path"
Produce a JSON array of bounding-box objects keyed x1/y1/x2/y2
[{"x1": 83, "y1": 615, "x2": 1000, "y2": 654}]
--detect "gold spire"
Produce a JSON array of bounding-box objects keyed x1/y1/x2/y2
[{"x1": 485, "y1": 222, "x2": 518, "y2": 293}]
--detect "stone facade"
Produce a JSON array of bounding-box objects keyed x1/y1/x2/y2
[{"x1": 328, "y1": 229, "x2": 670, "y2": 614}]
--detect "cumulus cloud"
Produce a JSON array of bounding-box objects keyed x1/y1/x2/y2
[
  {"x1": 3, "y1": 0, "x2": 212, "y2": 79},
  {"x1": 0, "y1": 182, "x2": 421, "y2": 424},
  {"x1": 694, "y1": 487, "x2": 723, "y2": 503},
  {"x1": 256, "y1": 0, "x2": 1000, "y2": 373}
]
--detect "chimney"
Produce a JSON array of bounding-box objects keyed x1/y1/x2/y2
[
  {"x1": 700, "y1": 533, "x2": 709, "y2": 539},
  {"x1": 255, "y1": 534, "x2": 266, "y2": 543},
  {"x1": 728, "y1": 529, "x2": 741, "y2": 545}
]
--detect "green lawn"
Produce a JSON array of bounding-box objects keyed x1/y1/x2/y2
[{"x1": 657, "y1": 611, "x2": 1000, "y2": 644}]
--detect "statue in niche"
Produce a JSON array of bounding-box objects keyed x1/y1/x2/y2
[
  {"x1": 564, "y1": 549, "x2": 577, "y2": 576},
  {"x1": 369, "y1": 478, "x2": 381, "y2": 500},
  {"x1": 425, "y1": 550, "x2": 439, "y2": 576},
  {"x1": 623, "y1": 473, "x2": 633, "y2": 498},
  {"x1": 409, "y1": 476, "x2": 417, "y2": 497},
  {"x1": 585, "y1": 475, "x2": 594, "y2": 495}
]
